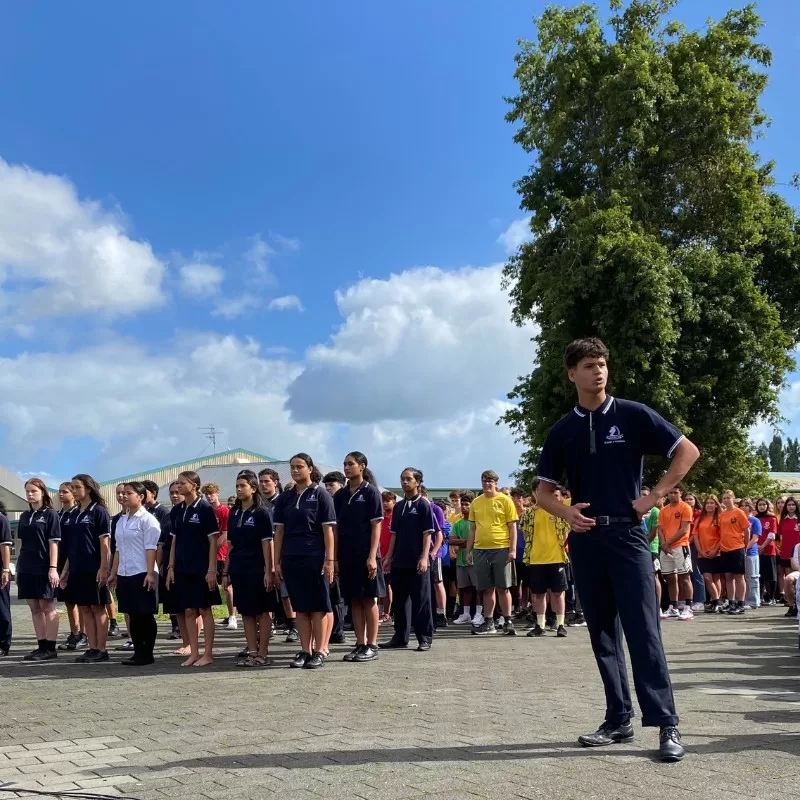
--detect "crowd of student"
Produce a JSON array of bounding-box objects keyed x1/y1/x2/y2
[{"x1": 1, "y1": 456, "x2": 798, "y2": 667}]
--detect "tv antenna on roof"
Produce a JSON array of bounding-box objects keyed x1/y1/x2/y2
[{"x1": 198, "y1": 425, "x2": 224, "y2": 454}]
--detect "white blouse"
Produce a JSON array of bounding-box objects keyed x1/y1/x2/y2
[{"x1": 115, "y1": 508, "x2": 161, "y2": 577}]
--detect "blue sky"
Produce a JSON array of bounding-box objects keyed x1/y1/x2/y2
[{"x1": 0, "y1": 0, "x2": 798, "y2": 487}]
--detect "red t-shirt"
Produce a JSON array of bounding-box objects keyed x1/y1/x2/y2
[
  {"x1": 379, "y1": 516, "x2": 392, "y2": 561},
  {"x1": 778, "y1": 515, "x2": 800, "y2": 560},
  {"x1": 757, "y1": 514, "x2": 778, "y2": 557},
  {"x1": 215, "y1": 504, "x2": 230, "y2": 561}
]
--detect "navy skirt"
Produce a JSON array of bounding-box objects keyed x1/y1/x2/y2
[
  {"x1": 116, "y1": 573, "x2": 158, "y2": 615},
  {"x1": 282, "y1": 554, "x2": 332, "y2": 614},
  {"x1": 64, "y1": 571, "x2": 112, "y2": 607},
  {"x1": 175, "y1": 572, "x2": 221, "y2": 611},
  {"x1": 230, "y1": 572, "x2": 279, "y2": 617},
  {"x1": 17, "y1": 572, "x2": 57, "y2": 601},
  {"x1": 159, "y1": 572, "x2": 180, "y2": 615},
  {"x1": 338, "y1": 553, "x2": 386, "y2": 602}
]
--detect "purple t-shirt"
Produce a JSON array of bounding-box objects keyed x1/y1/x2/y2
[{"x1": 430, "y1": 503, "x2": 447, "y2": 559}]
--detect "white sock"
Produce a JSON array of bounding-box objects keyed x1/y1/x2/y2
[
  {"x1": 475, "y1": 605, "x2": 483, "y2": 617},
  {"x1": 436, "y1": 607, "x2": 445, "y2": 615}
]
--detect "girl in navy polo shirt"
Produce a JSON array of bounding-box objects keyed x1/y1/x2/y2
[
  {"x1": 17, "y1": 478, "x2": 62, "y2": 661},
  {"x1": 56, "y1": 481, "x2": 85, "y2": 652},
  {"x1": 61, "y1": 474, "x2": 112, "y2": 664},
  {"x1": 165, "y1": 470, "x2": 220, "y2": 667},
  {"x1": 222, "y1": 472, "x2": 276, "y2": 667},
  {"x1": 274, "y1": 453, "x2": 336, "y2": 670},
  {"x1": 334, "y1": 451, "x2": 384, "y2": 663}
]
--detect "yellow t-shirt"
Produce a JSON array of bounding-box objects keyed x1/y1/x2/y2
[
  {"x1": 528, "y1": 508, "x2": 569, "y2": 565},
  {"x1": 469, "y1": 492, "x2": 518, "y2": 549},
  {"x1": 447, "y1": 512, "x2": 462, "y2": 526}
]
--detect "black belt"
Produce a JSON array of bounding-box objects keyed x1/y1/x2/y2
[{"x1": 591, "y1": 515, "x2": 638, "y2": 526}]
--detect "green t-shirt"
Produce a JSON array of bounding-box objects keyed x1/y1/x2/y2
[
  {"x1": 644, "y1": 506, "x2": 660, "y2": 553},
  {"x1": 451, "y1": 518, "x2": 471, "y2": 567}
]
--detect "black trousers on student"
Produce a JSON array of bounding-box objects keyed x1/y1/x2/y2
[
  {"x1": 0, "y1": 581, "x2": 11, "y2": 650},
  {"x1": 569, "y1": 523, "x2": 678, "y2": 728},
  {"x1": 127, "y1": 613, "x2": 157, "y2": 660},
  {"x1": 330, "y1": 580, "x2": 346, "y2": 637},
  {"x1": 391, "y1": 567, "x2": 433, "y2": 646}
]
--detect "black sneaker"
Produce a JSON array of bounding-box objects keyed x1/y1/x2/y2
[
  {"x1": 354, "y1": 644, "x2": 378, "y2": 662},
  {"x1": 74, "y1": 633, "x2": 89, "y2": 650},
  {"x1": 578, "y1": 721, "x2": 634, "y2": 747},
  {"x1": 556, "y1": 625, "x2": 568, "y2": 638},
  {"x1": 726, "y1": 604, "x2": 738, "y2": 615},
  {"x1": 704, "y1": 603, "x2": 717, "y2": 614},
  {"x1": 568, "y1": 614, "x2": 587, "y2": 627},
  {"x1": 785, "y1": 606, "x2": 798, "y2": 618},
  {"x1": 435, "y1": 613, "x2": 448, "y2": 628},
  {"x1": 285, "y1": 628, "x2": 300, "y2": 644},
  {"x1": 58, "y1": 633, "x2": 79, "y2": 651},
  {"x1": 121, "y1": 655, "x2": 155, "y2": 666},
  {"x1": 0, "y1": 647, "x2": 8, "y2": 658},
  {"x1": 658, "y1": 726, "x2": 685, "y2": 762},
  {"x1": 303, "y1": 651, "x2": 325, "y2": 669},
  {"x1": 471, "y1": 620, "x2": 496, "y2": 636},
  {"x1": 343, "y1": 645, "x2": 364, "y2": 662},
  {"x1": 527, "y1": 624, "x2": 544, "y2": 637},
  {"x1": 23, "y1": 648, "x2": 43, "y2": 661},
  {"x1": 290, "y1": 651, "x2": 310, "y2": 668},
  {"x1": 416, "y1": 640, "x2": 431, "y2": 651},
  {"x1": 379, "y1": 638, "x2": 408, "y2": 649},
  {"x1": 75, "y1": 649, "x2": 97, "y2": 663},
  {"x1": 503, "y1": 620, "x2": 516, "y2": 636},
  {"x1": 29, "y1": 649, "x2": 57, "y2": 662},
  {"x1": 329, "y1": 632, "x2": 348, "y2": 645},
  {"x1": 85, "y1": 649, "x2": 109, "y2": 663},
  {"x1": 107, "y1": 620, "x2": 121, "y2": 638},
  {"x1": 167, "y1": 628, "x2": 181, "y2": 640}
]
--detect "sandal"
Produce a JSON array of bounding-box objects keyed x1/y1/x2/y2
[{"x1": 236, "y1": 651, "x2": 257, "y2": 667}]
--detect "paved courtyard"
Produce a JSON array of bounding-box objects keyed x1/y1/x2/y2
[{"x1": 1, "y1": 600, "x2": 799, "y2": 800}]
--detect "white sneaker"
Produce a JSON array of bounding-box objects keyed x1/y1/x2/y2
[
  {"x1": 660, "y1": 610, "x2": 669, "y2": 619},
  {"x1": 225, "y1": 616, "x2": 238, "y2": 630},
  {"x1": 691, "y1": 602, "x2": 705, "y2": 612},
  {"x1": 678, "y1": 607, "x2": 694, "y2": 621},
  {"x1": 496, "y1": 616, "x2": 505, "y2": 627},
  {"x1": 471, "y1": 613, "x2": 485, "y2": 627},
  {"x1": 665, "y1": 607, "x2": 681, "y2": 619},
  {"x1": 453, "y1": 612, "x2": 472, "y2": 625}
]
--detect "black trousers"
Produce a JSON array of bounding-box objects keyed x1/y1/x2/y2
[
  {"x1": 391, "y1": 567, "x2": 433, "y2": 645},
  {"x1": 127, "y1": 613, "x2": 157, "y2": 659},
  {"x1": 0, "y1": 580, "x2": 11, "y2": 649},
  {"x1": 330, "y1": 580, "x2": 346, "y2": 636},
  {"x1": 569, "y1": 524, "x2": 678, "y2": 728}
]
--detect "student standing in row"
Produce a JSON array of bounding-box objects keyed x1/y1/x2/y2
[
  {"x1": 56, "y1": 482, "x2": 87, "y2": 652},
  {"x1": 166, "y1": 471, "x2": 220, "y2": 667},
  {"x1": 451, "y1": 492, "x2": 478, "y2": 625},
  {"x1": 657, "y1": 487, "x2": 694, "y2": 620},
  {"x1": 693, "y1": 496, "x2": 723, "y2": 612},
  {"x1": 381, "y1": 468, "x2": 435, "y2": 652},
  {"x1": 108, "y1": 482, "x2": 161, "y2": 666},
  {"x1": 424, "y1": 492, "x2": 447, "y2": 628},
  {"x1": 274, "y1": 454, "x2": 337, "y2": 669},
  {"x1": 756, "y1": 498, "x2": 778, "y2": 604},
  {"x1": 163, "y1": 481, "x2": 191, "y2": 653},
  {"x1": 202, "y1": 483, "x2": 236, "y2": 631},
  {"x1": 142, "y1": 480, "x2": 178, "y2": 638},
  {"x1": 17, "y1": 478, "x2": 62, "y2": 660},
  {"x1": 778, "y1": 498, "x2": 800, "y2": 616},
  {"x1": 110, "y1": 484, "x2": 133, "y2": 652},
  {"x1": 0, "y1": 502, "x2": 11, "y2": 657},
  {"x1": 322, "y1": 471, "x2": 348, "y2": 646},
  {"x1": 719, "y1": 490, "x2": 751, "y2": 615},
  {"x1": 61, "y1": 474, "x2": 112, "y2": 663},
  {"x1": 335, "y1": 451, "x2": 384, "y2": 663},
  {"x1": 223, "y1": 472, "x2": 276, "y2": 667},
  {"x1": 379, "y1": 491, "x2": 396, "y2": 623}
]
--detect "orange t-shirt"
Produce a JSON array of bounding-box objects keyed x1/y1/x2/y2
[
  {"x1": 718, "y1": 507, "x2": 750, "y2": 552},
  {"x1": 658, "y1": 501, "x2": 693, "y2": 548},
  {"x1": 694, "y1": 515, "x2": 721, "y2": 554}
]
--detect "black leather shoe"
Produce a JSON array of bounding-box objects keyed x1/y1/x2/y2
[
  {"x1": 416, "y1": 641, "x2": 431, "y2": 652},
  {"x1": 290, "y1": 651, "x2": 310, "y2": 668},
  {"x1": 527, "y1": 624, "x2": 544, "y2": 637},
  {"x1": 0, "y1": 648, "x2": 9, "y2": 658},
  {"x1": 379, "y1": 639, "x2": 408, "y2": 649},
  {"x1": 354, "y1": 645, "x2": 378, "y2": 662},
  {"x1": 343, "y1": 645, "x2": 364, "y2": 662},
  {"x1": 121, "y1": 656, "x2": 155, "y2": 666},
  {"x1": 659, "y1": 726, "x2": 684, "y2": 762},
  {"x1": 303, "y1": 651, "x2": 325, "y2": 669},
  {"x1": 329, "y1": 632, "x2": 348, "y2": 645},
  {"x1": 85, "y1": 649, "x2": 109, "y2": 663},
  {"x1": 578, "y1": 721, "x2": 634, "y2": 747}
]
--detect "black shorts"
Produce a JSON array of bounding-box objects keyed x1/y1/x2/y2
[
  {"x1": 429, "y1": 557, "x2": 443, "y2": 584},
  {"x1": 778, "y1": 557, "x2": 793, "y2": 569},
  {"x1": 116, "y1": 573, "x2": 158, "y2": 616},
  {"x1": 442, "y1": 563, "x2": 457, "y2": 586},
  {"x1": 719, "y1": 548, "x2": 746, "y2": 575},
  {"x1": 527, "y1": 563, "x2": 569, "y2": 595},
  {"x1": 64, "y1": 571, "x2": 112, "y2": 607},
  {"x1": 338, "y1": 555, "x2": 386, "y2": 602},
  {"x1": 759, "y1": 554, "x2": 777, "y2": 584},
  {"x1": 697, "y1": 556, "x2": 723, "y2": 575},
  {"x1": 515, "y1": 561, "x2": 527, "y2": 588},
  {"x1": 16, "y1": 572, "x2": 57, "y2": 601},
  {"x1": 216, "y1": 561, "x2": 225, "y2": 586},
  {"x1": 175, "y1": 572, "x2": 222, "y2": 611},
  {"x1": 282, "y1": 554, "x2": 332, "y2": 614},
  {"x1": 230, "y1": 572, "x2": 279, "y2": 617}
]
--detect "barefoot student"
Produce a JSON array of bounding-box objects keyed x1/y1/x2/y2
[
  {"x1": 335, "y1": 451, "x2": 385, "y2": 663},
  {"x1": 166, "y1": 471, "x2": 220, "y2": 667},
  {"x1": 17, "y1": 479, "x2": 62, "y2": 661},
  {"x1": 108, "y1": 482, "x2": 160, "y2": 666},
  {"x1": 535, "y1": 338, "x2": 699, "y2": 762},
  {"x1": 223, "y1": 472, "x2": 276, "y2": 667},
  {"x1": 273, "y1": 453, "x2": 337, "y2": 670},
  {"x1": 61, "y1": 474, "x2": 112, "y2": 664}
]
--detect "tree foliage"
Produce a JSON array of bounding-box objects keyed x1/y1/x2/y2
[{"x1": 502, "y1": 0, "x2": 800, "y2": 497}]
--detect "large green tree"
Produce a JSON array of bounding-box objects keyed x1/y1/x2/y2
[{"x1": 502, "y1": 0, "x2": 800, "y2": 496}]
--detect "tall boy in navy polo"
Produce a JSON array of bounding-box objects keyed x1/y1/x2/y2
[{"x1": 536, "y1": 338, "x2": 699, "y2": 763}]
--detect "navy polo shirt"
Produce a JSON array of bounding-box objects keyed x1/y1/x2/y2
[
  {"x1": 273, "y1": 484, "x2": 336, "y2": 557},
  {"x1": 110, "y1": 511, "x2": 123, "y2": 556},
  {"x1": 58, "y1": 505, "x2": 77, "y2": 562},
  {"x1": 334, "y1": 482, "x2": 384, "y2": 557},
  {"x1": 147, "y1": 502, "x2": 172, "y2": 552},
  {"x1": 390, "y1": 495, "x2": 435, "y2": 569},
  {"x1": 17, "y1": 507, "x2": 61, "y2": 575},
  {"x1": 170, "y1": 497, "x2": 219, "y2": 574},
  {"x1": 228, "y1": 504, "x2": 273, "y2": 575},
  {"x1": 0, "y1": 514, "x2": 11, "y2": 551},
  {"x1": 537, "y1": 395, "x2": 684, "y2": 519},
  {"x1": 67, "y1": 503, "x2": 111, "y2": 572}
]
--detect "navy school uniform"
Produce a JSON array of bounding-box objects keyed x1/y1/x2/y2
[
  {"x1": 170, "y1": 497, "x2": 220, "y2": 611},
  {"x1": 334, "y1": 481, "x2": 386, "y2": 602},
  {"x1": 65, "y1": 502, "x2": 112, "y2": 607},
  {"x1": 16, "y1": 506, "x2": 61, "y2": 601},
  {"x1": 148, "y1": 502, "x2": 178, "y2": 615},
  {"x1": 56, "y1": 506, "x2": 77, "y2": 601},
  {"x1": 389, "y1": 495, "x2": 435, "y2": 646},
  {"x1": 274, "y1": 484, "x2": 336, "y2": 614},
  {"x1": 0, "y1": 514, "x2": 12, "y2": 649},
  {"x1": 537, "y1": 395, "x2": 683, "y2": 728},
  {"x1": 228, "y1": 503, "x2": 278, "y2": 616}
]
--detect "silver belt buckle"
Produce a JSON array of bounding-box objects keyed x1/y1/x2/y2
[{"x1": 596, "y1": 515, "x2": 610, "y2": 526}]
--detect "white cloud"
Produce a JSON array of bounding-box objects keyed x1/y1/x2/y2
[
  {"x1": 271, "y1": 233, "x2": 301, "y2": 252},
  {"x1": 212, "y1": 295, "x2": 261, "y2": 319},
  {"x1": 286, "y1": 265, "x2": 537, "y2": 424},
  {"x1": 245, "y1": 234, "x2": 274, "y2": 277},
  {"x1": 497, "y1": 216, "x2": 533, "y2": 255},
  {"x1": 268, "y1": 295, "x2": 304, "y2": 312},
  {"x1": 0, "y1": 158, "x2": 165, "y2": 318},
  {"x1": 179, "y1": 263, "x2": 224, "y2": 296}
]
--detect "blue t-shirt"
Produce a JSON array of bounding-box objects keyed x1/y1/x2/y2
[
  {"x1": 273, "y1": 484, "x2": 337, "y2": 558},
  {"x1": 746, "y1": 515, "x2": 762, "y2": 556},
  {"x1": 537, "y1": 396, "x2": 683, "y2": 520},
  {"x1": 430, "y1": 503, "x2": 448, "y2": 559},
  {"x1": 390, "y1": 495, "x2": 435, "y2": 569}
]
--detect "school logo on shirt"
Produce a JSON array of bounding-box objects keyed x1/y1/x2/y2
[
  {"x1": 605, "y1": 426, "x2": 625, "y2": 443},
  {"x1": 189, "y1": 513, "x2": 200, "y2": 523},
  {"x1": 355, "y1": 495, "x2": 366, "y2": 503},
  {"x1": 408, "y1": 506, "x2": 418, "y2": 515},
  {"x1": 244, "y1": 517, "x2": 255, "y2": 526}
]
